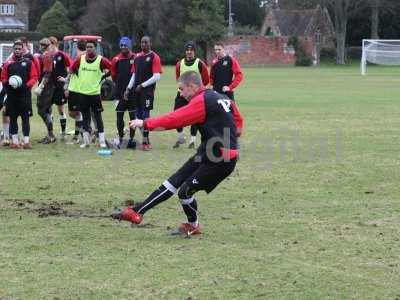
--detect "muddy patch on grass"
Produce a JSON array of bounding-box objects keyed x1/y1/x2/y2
[
  {"x1": 8, "y1": 199, "x2": 109, "y2": 219},
  {"x1": 35, "y1": 202, "x2": 110, "y2": 219},
  {"x1": 122, "y1": 199, "x2": 135, "y2": 206},
  {"x1": 36, "y1": 202, "x2": 69, "y2": 218},
  {"x1": 36, "y1": 201, "x2": 77, "y2": 217},
  {"x1": 6, "y1": 200, "x2": 158, "y2": 230},
  {"x1": 6, "y1": 198, "x2": 36, "y2": 206}
]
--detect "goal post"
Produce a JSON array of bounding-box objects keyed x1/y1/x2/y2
[{"x1": 361, "y1": 39, "x2": 400, "y2": 75}]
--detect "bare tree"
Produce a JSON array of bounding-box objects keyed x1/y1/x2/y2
[
  {"x1": 370, "y1": 0, "x2": 379, "y2": 39},
  {"x1": 322, "y1": 0, "x2": 364, "y2": 64},
  {"x1": 79, "y1": 0, "x2": 185, "y2": 51},
  {"x1": 368, "y1": 0, "x2": 399, "y2": 39},
  {"x1": 79, "y1": 0, "x2": 142, "y2": 38}
]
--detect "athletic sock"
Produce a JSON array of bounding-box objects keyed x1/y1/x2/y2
[
  {"x1": 99, "y1": 132, "x2": 105, "y2": 144},
  {"x1": 180, "y1": 197, "x2": 198, "y2": 223},
  {"x1": 12, "y1": 134, "x2": 18, "y2": 145},
  {"x1": 74, "y1": 120, "x2": 79, "y2": 136},
  {"x1": 143, "y1": 130, "x2": 150, "y2": 145},
  {"x1": 133, "y1": 180, "x2": 177, "y2": 215},
  {"x1": 190, "y1": 135, "x2": 196, "y2": 144},
  {"x1": 117, "y1": 112, "x2": 124, "y2": 139},
  {"x1": 46, "y1": 113, "x2": 54, "y2": 133},
  {"x1": 83, "y1": 132, "x2": 90, "y2": 145},
  {"x1": 60, "y1": 114, "x2": 67, "y2": 133},
  {"x1": 178, "y1": 131, "x2": 185, "y2": 140},
  {"x1": 76, "y1": 120, "x2": 83, "y2": 136},
  {"x1": 23, "y1": 136, "x2": 29, "y2": 144},
  {"x1": 3, "y1": 123, "x2": 9, "y2": 138}
]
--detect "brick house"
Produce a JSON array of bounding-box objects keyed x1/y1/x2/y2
[
  {"x1": 260, "y1": 5, "x2": 335, "y2": 64},
  {"x1": 0, "y1": 0, "x2": 29, "y2": 32},
  {"x1": 208, "y1": 5, "x2": 334, "y2": 66},
  {"x1": 207, "y1": 35, "x2": 314, "y2": 66},
  {"x1": 261, "y1": 5, "x2": 334, "y2": 46}
]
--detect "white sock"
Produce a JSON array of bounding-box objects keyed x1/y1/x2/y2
[
  {"x1": 178, "y1": 131, "x2": 185, "y2": 139},
  {"x1": 99, "y1": 132, "x2": 105, "y2": 143},
  {"x1": 12, "y1": 134, "x2": 18, "y2": 144},
  {"x1": 3, "y1": 123, "x2": 9, "y2": 138},
  {"x1": 190, "y1": 135, "x2": 196, "y2": 144},
  {"x1": 83, "y1": 132, "x2": 90, "y2": 144},
  {"x1": 76, "y1": 113, "x2": 83, "y2": 122},
  {"x1": 189, "y1": 221, "x2": 199, "y2": 227},
  {"x1": 24, "y1": 136, "x2": 29, "y2": 144}
]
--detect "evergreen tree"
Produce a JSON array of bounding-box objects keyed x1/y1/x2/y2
[
  {"x1": 37, "y1": 1, "x2": 74, "y2": 39},
  {"x1": 184, "y1": 0, "x2": 225, "y2": 57}
]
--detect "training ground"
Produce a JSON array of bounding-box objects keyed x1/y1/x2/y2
[{"x1": 1, "y1": 64, "x2": 400, "y2": 299}]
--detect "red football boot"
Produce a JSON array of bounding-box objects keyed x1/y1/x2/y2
[
  {"x1": 9, "y1": 143, "x2": 21, "y2": 149},
  {"x1": 171, "y1": 223, "x2": 202, "y2": 236},
  {"x1": 23, "y1": 143, "x2": 33, "y2": 150},
  {"x1": 111, "y1": 207, "x2": 143, "y2": 224},
  {"x1": 141, "y1": 143, "x2": 152, "y2": 151}
]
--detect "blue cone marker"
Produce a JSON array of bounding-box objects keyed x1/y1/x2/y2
[{"x1": 97, "y1": 149, "x2": 113, "y2": 156}]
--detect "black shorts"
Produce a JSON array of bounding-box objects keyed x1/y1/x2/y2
[
  {"x1": 7, "y1": 94, "x2": 33, "y2": 118},
  {"x1": 115, "y1": 98, "x2": 135, "y2": 113},
  {"x1": 37, "y1": 83, "x2": 55, "y2": 115},
  {"x1": 174, "y1": 93, "x2": 188, "y2": 110},
  {"x1": 168, "y1": 154, "x2": 237, "y2": 194},
  {"x1": 134, "y1": 89, "x2": 154, "y2": 110},
  {"x1": 79, "y1": 94, "x2": 103, "y2": 113},
  {"x1": 215, "y1": 89, "x2": 235, "y2": 101},
  {"x1": 52, "y1": 83, "x2": 67, "y2": 106},
  {"x1": 68, "y1": 91, "x2": 82, "y2": 112}
]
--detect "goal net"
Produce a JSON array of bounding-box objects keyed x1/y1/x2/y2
[{"x1": 361, "y1": 39, "x2": 400, "y2": 75}]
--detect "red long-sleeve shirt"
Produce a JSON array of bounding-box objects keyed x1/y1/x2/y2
[
  {"x1": 70, "y1": 55, "x2": 112, "y2": 74},
  {"x1": 144, "y1": 89, "x2": 243, "y2": 134},
  {"x1": 144, "y1": 89, "x2": 243, "y2": 159},
  {"x1": 1, "y1": 55, "x2": 39, "y2": 89},
  {"x1": 31, "y1": 55, "x2": 41, "y2": 79},
  {"x1": 210, "y1": 55, "x2": 243, "y2": 91}
]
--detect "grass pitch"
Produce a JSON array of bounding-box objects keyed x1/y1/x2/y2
[{"x1": 1, "y1": 65, "x2": 400, "y2": 299}]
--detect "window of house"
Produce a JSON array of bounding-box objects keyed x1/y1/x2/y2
[{"x1": 0, "y1": 4, "x2": 15, "y2": 15}]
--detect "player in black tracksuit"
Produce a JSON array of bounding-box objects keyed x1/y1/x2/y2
[
  {"x1": 113, "y1": 71, "x2": 244, "y2": 236},
  {"x1": 49, "y1": 37, "x2": 72, "y2": 139},
  {"x1": 111, "y1": 37, "x2": 136, "y2": 148},
  {"x1": 210, "y1": 42, "x2": 243, "y2": 101},
  {"x1": 125, "y1": 36, "x2": 162, "y2": 151},
  {"x1": 1, "y1": 38, "x2": 40, "y2": 146},
  {"x1": 1, "y1": 41, "x2": 38, "y2": 149}
]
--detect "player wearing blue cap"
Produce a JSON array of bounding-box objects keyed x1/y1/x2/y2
[{"x1": 111, "y1": 37, "x2": 136, "y2": 148}]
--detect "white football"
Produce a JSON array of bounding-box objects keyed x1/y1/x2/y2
[{"x1": 9, "y1": 75, "x2": 23, "y2": 89}]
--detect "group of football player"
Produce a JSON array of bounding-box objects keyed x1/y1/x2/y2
[{"x1": 0, "y1": 35, "x2": 243, "y2": 151}]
